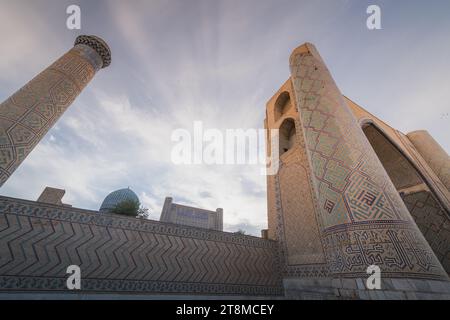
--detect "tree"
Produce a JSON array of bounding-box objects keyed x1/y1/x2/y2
[
  {"x1": 235, "y1": 229, "x2": 246, "y2": 235},
  {"x1": 111, "y1": 199, "x2": 150, "y2": 219},
  {"x1": 137, "y1": 207, "x2": 150, "y2": 219},
  {"x1": 111, "y1": 199, "x2": 140, "y2": 217}
]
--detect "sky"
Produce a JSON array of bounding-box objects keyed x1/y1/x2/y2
[{"x1": 0, "y1": 0, "x2": 449, "y2": 236}]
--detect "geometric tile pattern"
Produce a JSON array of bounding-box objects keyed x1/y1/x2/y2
[
  {"x1": 288, "y1": 43, "x2": 448, "y2": 280},
  {"x1": 322, "y1": 221, "x2": 445, "y2": 279},
  {"x1": 0, "y1": 196, "x2": 283, "y2": 295},
  {"x1": 278, "y1": 160, "x2": 326, "y2": 265},
  {"x1": 264, "y1": 87, "x2": 328, "y2": 278},
  {"x1": 265, "y1": 80, "x2": 329, "y2": 279},
  {"x1": 0, "y1": 36, "x2": 108, "y2": 187},
  {"x1": 403, "y1": 191, "x2": 450, "y2": 274},
  {"x1": 346, "y1": 171, "x2": 395, "y2": 221},
  {"x1": 270, "y1": 168, "x2": 329, "y2": 278},
  {"x1": 361, "y1": 123, "x2": 450, "y2": 275}
]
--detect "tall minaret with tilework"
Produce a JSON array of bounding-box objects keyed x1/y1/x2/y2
[
  {"x1": 287, "y1": 43, "x2": 448, "y2": 281},
  {"x1": 0, "y1": 35, "x2": 111, "y2": 187}
]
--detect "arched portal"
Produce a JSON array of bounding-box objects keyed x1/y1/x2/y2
[{"x1": 362, "y1": 123, "x2": 450, "y2": 274}]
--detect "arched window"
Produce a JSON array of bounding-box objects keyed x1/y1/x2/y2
[
  {"x1": 274, "y1": 92, "x2": 291, "y2": 122},
  {"x1": 279, "y1": 118, "x2": 296, "y2": 156}
]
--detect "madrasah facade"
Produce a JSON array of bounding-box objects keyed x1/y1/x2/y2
[{"x1": 0, "y1": 35, "x2": 448, "y2": 299}]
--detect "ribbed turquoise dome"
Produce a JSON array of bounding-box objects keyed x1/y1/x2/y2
[{"x1": 99, "y1": 188, "x2": 139, "y2": 213}]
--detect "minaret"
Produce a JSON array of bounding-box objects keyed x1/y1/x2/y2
[
  {"x1": 288, "y1": 43, "x2": 448, "y2": 281},
  {"x1": 407, "y1": 130, "x2": 450, "y2": 191},
  {"x1": 0, "y1": 35, "x2": 111, "y2": 186}
]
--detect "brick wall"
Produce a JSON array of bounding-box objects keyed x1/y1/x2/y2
[{"x1": 0, "y1": 196, "x2": 283, "y2": 296}]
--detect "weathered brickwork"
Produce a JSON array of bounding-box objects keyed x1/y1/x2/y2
[
  {"x1": 403, "y1": 191, "x2": 450, "y2": 273},
  {"x1": 0, "y1": 36, "x2": 110, "y2": 187},
  {"x1": 0, "y1": 36, "x2": 449, "y2": 299},
  {"x1": 346, "y1": 98, "x2": 450, "y2": 214},
  {"x1": 279, "y1": 160, "x2": 324, "y2": 265},
  {"x1": 283, "y1": 277, "x2": 450, "y2": 300},
  {"x1": 288, "y1": 43, "x2": 448, "y2": 280},
  {"x1": 0, "y1": 196, "x2": 283, "y2": 295},
  {"x1": 265, "y1": 80, "x2": 327, "y2": 278},
  {"x1": 357, "y1": 122, "x2": 450, "y2": 275},
  {"x1": 322, "y1": 221, "x2": 444, "y2": 279}
]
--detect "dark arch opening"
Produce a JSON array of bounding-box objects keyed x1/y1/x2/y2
[
  {"x1": 274, "y1": 92, "x2": 291, "y2": 122},
  {"x1": 279, "y1": 118, "x2": 296, "y2": 156},
  {"x1": 363, "y1": 124, "x2": 423, "y2": 190}
]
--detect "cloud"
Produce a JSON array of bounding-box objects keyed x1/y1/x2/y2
[{"x1": 1, "y1": 0, "x2": 449, "y2": 237}]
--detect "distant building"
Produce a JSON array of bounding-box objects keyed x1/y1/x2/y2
[
  {"x1": 261, "y1": 229, "x2": 269, "y2": 239},
  {"x1": 37, "y1": 186, "x2": 71, "y2": 207},
  {"x1": 160, "y1": 197, "x2": 223, "y2": 231},
  {"x1": 99, "y1": 187, "x2": 139, "y2": 213}
]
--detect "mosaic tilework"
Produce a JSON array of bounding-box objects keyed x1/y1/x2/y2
[
  {"x1": 403, "y1": 191, "x2": 450, "y2": 274},
  {"x1": 270, "y1": 171, "x2": 329, "y2": 278},
  {"x1": 288, "y1": 43, "x2": 448, "y2": 280},
  {"x1": 0, "y1": 196, "x2": 283, "y2": 295},
  {"x1": 322, "y1": 222, "x2": 444, "y2": 279},
  {"x1": 360, "y1": 123, "x2": 450, "y2": 274},
  {"x1": 0, "y1": 36, "x2": 109, "y2": 187},
  {"x1": 278, "y1": 160, "x2": 325, "y2": 265},
  {"x1": 348, "y1": 97, "x2": 450, "y2": 213},
  {"x1": 265, "y1": 82, "x2": 328, "y2": 278}
]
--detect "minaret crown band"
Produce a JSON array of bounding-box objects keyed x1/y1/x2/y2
[{"x1": 74, "y1": 35, "x2": 111, "y2": 68}]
